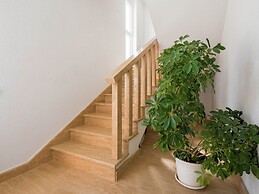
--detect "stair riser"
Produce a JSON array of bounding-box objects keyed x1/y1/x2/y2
[
  {"x1": 96, "y1": 105, "x2": 125, "y2": 115},
  {"x1": 85, "y1": 117, "x2": 112, "y2": 129},
  {"x1": 104, "y1": 95, "x2": 126, "y2": 103},
  {"x1": 84, "y1": 116, "x2": 128, "y2": 129},
  {"x1": 104, "y1": 95, "x2": 112, "y2": 103},
  {"x1": 96, "y1": 105, "x2": 112, "y2": 114},
  {"x1": 104, "y1": 92, "x2": 139, "y2": 103},
  {"x1": 52, "y1": 151, "x2": 116, "y2": 182},
  {"x1": 71, "y1": 132, "x2": 111, "y2": 147}
]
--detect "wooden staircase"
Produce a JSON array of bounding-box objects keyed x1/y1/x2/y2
[
  {"x1": 0, "y1": 38, "x2": 160, "y2": 183},
  {"x1": 50, "y1": 86, "x2": 127, "y2": 181},
  {"x1": 49, "y1": 38, "x2": 160, "y2": 181}
]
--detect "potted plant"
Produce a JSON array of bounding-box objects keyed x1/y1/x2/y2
[
  {"x1": 201, "y1": 108, "x2": 259, "y2": 181},
  {"x1": 144, "y1": 35, "x2": 259, "y2": 189},
  {"x1": 144, "y1": 35, "x2": 224, "y2": 188}
]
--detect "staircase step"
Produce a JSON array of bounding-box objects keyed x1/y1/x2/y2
[
  {"x1": 104, "y1": 94, "x2": 133, "y2": 103},
  {"x1": 104, "y1": 93, "x2": 152, "y2": 103},
  {"x1": 51, "y1": 141, "x2": 126, "y2": 181},
  {"x1": 52, "y1": 141, "x2": 114, "y2": 167},
  {"x1": 84, "y1": 112, "x2": 112, "y2": 128},
  {"x1": 84, "y1": 112, "x2": 136, "y2": 129},
  {"x1": 95, "y1": 102, "x2": 113, "y2": 114},
  {"x1": 70, "y1": 125, "x2": 112, "y2": 147},
  {"x1": 95, "y1": 102, "x2": 126, "y2": 115},
  {"x1": 104, "y1": 94, "x2": 123, "y2": 103}
]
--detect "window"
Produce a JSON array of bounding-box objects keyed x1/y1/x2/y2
[{"x1": 125, "y1": 0, "x2": 136, "y2": 59}]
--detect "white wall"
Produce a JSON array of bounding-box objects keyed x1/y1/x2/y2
[
  {"x1": 136, "y1": 0, "x2": 155, "y2": 50},
  {"x1": 143, "y1": 0, "x2": 228, "y2": 49},
  {"x1": 0, "y1": 0, "x2": 125, "y2": 172},
  {"x1": 144, "y1": 0, "x2": 228, "y2": 114},
  {"x1": 215, "y1": 0, "x2": 259, "y2": 193}
]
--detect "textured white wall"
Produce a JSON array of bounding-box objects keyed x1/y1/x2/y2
[
  {"x1": 144, "y1": 0, "x2": 228, "y2": 114},
  {"x1": 0, "y1": 0, "x2": 124, "y2": 172},
  {"x1": 215, "y1": 0, "x2": 259, "y2": 193}
]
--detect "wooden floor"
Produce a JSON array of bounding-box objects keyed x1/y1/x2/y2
[{"x1": 0, "y1": 128, "x2": 242, "y2": 194}]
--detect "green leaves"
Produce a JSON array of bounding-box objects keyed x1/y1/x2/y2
[
  {"x1": 195, "y1": 167, "x2": 212, "y2": 186},
  {"x1": 192, "y1": 62, "x2": 199, "y2": 75},
  {"x1": 213, "y1": 43, "x2": 226, "y2": 54},
  {"x1": 251, "y1": 165, "x2": 259, "y2": 179},
  {"x1": 202, "y1": 108, "x2": 259, "y2": 180},
  {"x1": 253, "y1": 135, "x2": 259, "y2": 143},
  {"x1": 212, "y1": 47, "x2": 221, "y2": 54},
  {"x1": 215, "y1": 43, "x2": 226, "y2": 50},
  {"x1": 171, "y1": 117, "x2": 177, "y2": 129},
  {"x1": 144, "y1": 35, "x2": 226, "y2": 167},
  {"x1": 179, "y1": 34, "x2": 190, "y2": 42},
  {"x1": 206, "y1": 38, "x2": 211, "y2": 47},
  {"x1": 145, "y1": 99, "x2": 153, "y2": 105},
  {"x1": 184, "y1": 63, "x2": 192, "y2": 74}
]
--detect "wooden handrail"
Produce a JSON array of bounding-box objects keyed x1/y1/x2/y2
[
  {"x1": 106, "y1": 37, "x2": 158, "y2": 84},
  {"x1": 106, "y1": 37, "x2": 160, "y2": 160}
]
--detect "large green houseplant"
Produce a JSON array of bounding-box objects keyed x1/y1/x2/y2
[
  {"x1": 144, "y1": 34, "x2": 224, "y2": 162},
  {"x1": 144, "y1": 35, "x2": 259, "y2": 188}
]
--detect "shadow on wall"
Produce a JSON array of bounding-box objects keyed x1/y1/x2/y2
[
  {"x1": 238, "y1": 61, "x2": 257, "y2": 120},
  {"x1": 213, "y1": 52, "x2": 230, "y2": 110}
]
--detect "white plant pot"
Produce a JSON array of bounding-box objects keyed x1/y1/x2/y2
[{"x1": 175, "y1": 158, "x2": 205, "y2": 189}]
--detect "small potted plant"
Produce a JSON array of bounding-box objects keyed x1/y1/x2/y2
[
  {"x1": 201, "y1": 108, "x2": 259, "y2": 181},
  {"x1": 144, "y1": 35, "x2": 259, "y2": 189}
]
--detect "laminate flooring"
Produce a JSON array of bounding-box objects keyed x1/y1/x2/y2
[{"x1": 0, "y1": 129, "x2": 243, "y2": 194}]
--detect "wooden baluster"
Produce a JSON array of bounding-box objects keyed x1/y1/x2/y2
[
  {"x1": 140, "y1": 55, "x2": 147, "y2": 118},
  {"x1": 147, "y1": 50, "x2": 152, "y2": 96},
  {"x1": 155, "y1": 42, "x2": 160, "y2": 85},
  {"x1": 112, "y1": 79, "x2": 122, "y2": 160},
  {"x1": 151, "y1": 46, "x2": 156, "y2": 90},
  {"x1": 133, "y1": 62, "x2": 141, "y2": 134},
  {"x1": 124, "y1": 70, "x2": 133, "y2": 138}
]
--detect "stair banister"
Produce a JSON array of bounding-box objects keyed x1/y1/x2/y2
[{"x1": 106, "y1": 37, "x2": 159, "y2": 160}]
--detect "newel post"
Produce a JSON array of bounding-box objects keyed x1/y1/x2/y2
[{"x1": 112, "y1": 79, "x2": 123, "y2": 160}]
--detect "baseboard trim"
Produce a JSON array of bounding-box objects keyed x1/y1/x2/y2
[{"x1": 0, "y1": 156, "x2": 50, "y2": 183}]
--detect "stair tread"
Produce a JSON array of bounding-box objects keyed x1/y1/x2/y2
[
  {"x1": 95, "y1": 102, "x2": 112, "y2": 106},
  {"x1": 70, "y1": 125, "x2": 112, "y2": 137},
  {"x1": 52, "y1": 141, "x2": 122, "y2": 167},
  {"x1": 84, "y1": 112, "x2": 111, "y2": 119},
  {"x1": 96, "y1": 101, "x2": 147, "y2": 108},
  {"x1": 95, "y1": 102, "x2": 126, "y2": 107},
  {"x1": 105, "y1": 93, "x2": 152, "y2": 96},
  {"x1": 85, "y1": 111, "x2": 144, "y2": 123}
]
